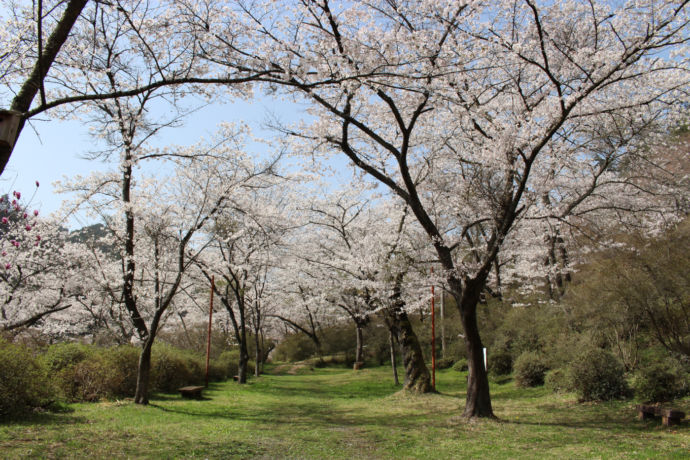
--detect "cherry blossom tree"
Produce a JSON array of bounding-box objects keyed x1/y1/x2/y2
[
  {"x1": 213, "y1": 0, "x2": 690, "y2": 417},
  {"x1": 194, "y1": 174, "x2": 290, "y2": 383}
]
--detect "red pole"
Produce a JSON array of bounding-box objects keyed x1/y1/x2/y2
[
  {"x1": 431, "y1": 268, "x2": 436, "y2": 391},
  {"x1": 205, "y1": 275, "x2": 215, "y2": 388}
]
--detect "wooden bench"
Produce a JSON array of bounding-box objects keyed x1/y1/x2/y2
[
  {"x1": 636, "y1": 405, "x2": 686, "y2": 426},
  {"x1": 178, "y1": 385, "x2": 204, "y2": 399}
]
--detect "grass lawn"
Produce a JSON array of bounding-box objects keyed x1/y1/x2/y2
[{"x1": 1, "y1": 365, "x2": 688, "y2": 459}]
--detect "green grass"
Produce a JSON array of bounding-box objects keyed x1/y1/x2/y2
[{"x1": 1, "y1": 365, "x2": 688, "y2": 459}]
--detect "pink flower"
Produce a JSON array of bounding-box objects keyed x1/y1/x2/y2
[
  {"x1": 35, "y1": 181, "x2": 39, "y2": 187},
  {"x1": 33, "y1": 210, "x2": 39, "y2": 217},
  {"x1": 25, "y1": 225, "x2": 31, "y2": 231},
  {"x1": 11, "y1": 240, "x2": 19, "y2": 247},
  {"x1": 1, "y1": 217, "x2": 7, "y2": 224},
  {"x1": 11, "y1": 200, "x2": 16, "y2": 206},
  {"x1": 1, "y1": 251, "x2": 5, "y2": 257},
  {"x1": 22, "y1": 213, "x2": 27, "y2": 219},
  {"x1": 14, "y1": 192, "x2": 20, "y2": 200},
  {"x1": 0, "y1": 197, "x2": 3, "y2": 203},
  {"x1": 5, "y1": 264, "x2": 10, "y2": 270},
  {"x1": 36, "y1": 235, "x2": 41, "y2": 241}
]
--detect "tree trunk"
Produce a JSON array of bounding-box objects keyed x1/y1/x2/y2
[
  {"x1": 353, "y1": 322, "x2": 365, "y2": 370},
  {"x1": 389, "y1": 330, "x2": 399, "y2": 385},
  {"x1": 254, "y1": 330, "x2": 261, "y2": 377},
  {"x1": 134, "y1": 338, "x2": 154, "y2": 405},
  {"x1": 451, "y1": 279, "x2": 494, "y2": 418},
  {"x1": 237, "y1": 337, "x2": 249, "y2": 384},
  {"x1": 384, "y1": 276, "x2": 432, "y2": 392}
]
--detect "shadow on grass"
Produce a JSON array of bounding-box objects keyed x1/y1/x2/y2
[{"x1": 0, "y1": 411, "x2": 86, "y2": 427}]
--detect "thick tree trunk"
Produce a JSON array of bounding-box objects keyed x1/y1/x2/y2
[
  {"x1": 384, "y1": 274, "x2": 432, "y2": 393},
  {"x1": 389, "y1": 330, "x2": 399, "y2": 385},
  {"x1": 134, "y1": 338, "x2": 154, "y2": 405},
  {"x1": 396, "y1": 310, "x2": 432, "y2": 392},
  {"x1": 237, "y1": 338, "x2": 249, "y2": 384},
  {"x1": 452, "y1": 279, "x2": 494, "y2": 418},
  {"x1": 353, "y1": 322, "x2": 364, "y2": 370}
]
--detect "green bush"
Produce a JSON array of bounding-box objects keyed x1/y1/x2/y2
[
  {"x1": 436, "y1": 357, "x2": 455, "y2": 370},
  {"x1": 41, "y1": 342, "x2": 94, "y2": 372},
  {"x1": 488, "y1": 349, "x2": 513, "y2": 376},
  {"x1": 151, "y1": 344, "x2": 204, "y2": 393},
  {"x1": 631, "y1": 358, "x2": 689, "y2": 403},
  {"x1": 60, "y1": 355, "x2": 112, "y2": 402},
  {"x1": 102, "y1": 346, "x2": 140, "y2": 397},
  {"x1": 452, "y1": 358, "x2": 468, "y2": 372},
  {"x1": 569, "y1": 348, "x2": 629, "y2": 401},
  {"x1": 514, "y1": 351, "x2": 548, "y2": 388},
  {"x1": 272, "y1": 333, "x2": 317, "y2": 362},
  {"x1": 0, "y1": 339, "x2": 55, "y2": 417},
  {"x1": 544, "y1": 368, "x2": 573, "y2": 393}
]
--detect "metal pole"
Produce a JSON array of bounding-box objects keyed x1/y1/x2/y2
[
  {"x1": 431, "y1": 268, "x2": 436, "y2": 391},
  {"x1": 205, "y1": 275, "x2": 215, "y2": 388}
]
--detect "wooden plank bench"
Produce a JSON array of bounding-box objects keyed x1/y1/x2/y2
[
  {"x1": 178, "y1": 385, "x2": 204, "y2": 399},
  {"x1": 636, "y1": 405, "x2": 686, "y2": 426}
]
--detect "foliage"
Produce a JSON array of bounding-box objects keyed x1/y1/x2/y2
[
  {"x1": 630, "y1": 353, "x2": 690, "y2": 403},
  {"x1": 569, "y1": 349, "x2": 629, "y2": 402},
  {"x1": 514, "y1": 351, "x2": 549, "y2": 388},
  {"x1": 488, "y1": 349, "x2": 513, "y2": 376},
  {"x1": 452, "y1": 358, "x2": 468, "y2": 372},
  {"x1": 0, "y1": 339, "x2": 55, "y2": 417},
  {"x1": 435, "y1": 357, "x2": 454, "y2": 370},
  {"x1": 272, "y1": 332, "x2": 318, "y2": 363},
  {"x1": 544, "y1": 368, "x2": 574, "y2": 394}
]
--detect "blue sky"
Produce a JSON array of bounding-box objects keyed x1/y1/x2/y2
[{"x1": 1, "y1": 94, "x2": 316, "y2": 227}]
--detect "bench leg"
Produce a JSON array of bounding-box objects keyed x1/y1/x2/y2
[{"x1": 638, "y1": 411, "x2": 655, "y2": 421}]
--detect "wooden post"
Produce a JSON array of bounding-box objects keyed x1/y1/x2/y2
[
  {"x1": 205, "y1": 275, "x2": 215, "y2": 388},
  {"x1": 431, "y1": 268, "x2": 436, "y2": 391}
]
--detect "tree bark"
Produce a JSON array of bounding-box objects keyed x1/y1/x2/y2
[
  {"x1": 389, "y1": 330, "x2": 399, "y2": 385},
  {"x1": 451, "y1": 278, "x2": 494, "y2": 418},
  {"x1": 237, "y1": 319, "x2": 249, "y2": 383},
  {"x1": 134, "y1": 338, "x2": 154, "y2": 404},
  {"x1": 2, "y1": 0, "x2": 89, "y2": 174},
  {"x1": 353, "y1": 321, "x2": 364, "y2": 369},
  {"x1": 254, "y1": 329, "x2": 261, "y2": 377},
  {"x1": 385, "y1": 275, "x2": 432, "y2": 393}
]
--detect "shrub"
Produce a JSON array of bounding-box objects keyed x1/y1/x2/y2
[
  {"x1": 217, "y1": 350, "x2": 241, "y2": 378},
  {"x1": 61, "y1": 355, "x2": 112, "y2": 402},
  {"x1": 273, "y1": 333, "x2": 318, "y2": 362},
  {"x1": 544, "y1": 368, "x2": 573, "y2": 393},
  {"x1": 631, "y1": 358, "x2": 689, "y2": 403},
  {"x1": 436, "y1": 357, "x2": 455, "y2": 370},
  {"x1": 41, "y1": 342, "x2": 93, "y2": 372},
  {"x1": 488, "y1": 349, "x2": 513, "y2": 376},
  {"x1": 102, "y1": 346, "x2": 140, "y2": 397},
  {"x1": 514, "y1": 351, "x2": 548, "y2": 388},
  {"x1": 151, "y1": 344, "x2": 203, "y2": 393},
  {"x1": 0, "y1": 339, "x2": 55, "y2": 417},
  {"x1": 452, "y1": 358, "x2": 468, "y2": 372},
  {"x1": 569, "y1": 348, "x2": 629, "y2": 401}
]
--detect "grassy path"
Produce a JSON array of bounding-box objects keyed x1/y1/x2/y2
[{"x1": 1, "y1": 366, "x2": 688, "y2": 459}]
